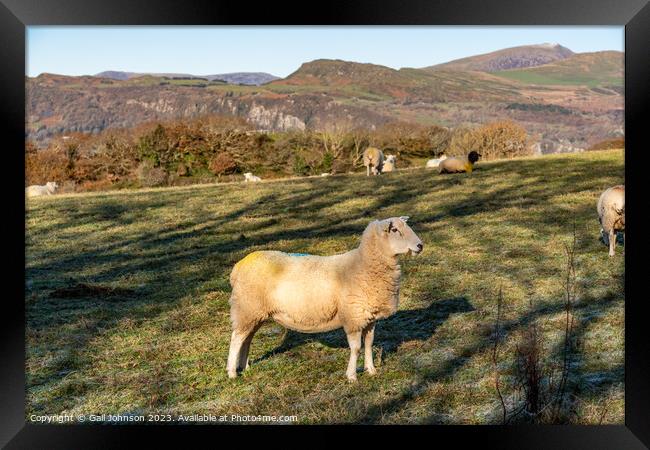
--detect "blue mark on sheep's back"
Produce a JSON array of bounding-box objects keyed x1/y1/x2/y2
[{"x1": 287, "y1": 253, "x2": 311, "y2": 257}]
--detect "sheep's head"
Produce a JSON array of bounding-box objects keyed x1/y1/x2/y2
[
  {"x1": 373, "y1": 216, "x2": 423, "y2": 257},
  {"x1": 468, "y1": 151, "x2": 481, "y2": 164},
  {"x1": 46, "y1": 181, "x2": 59, "y2": 191},
  {"x1": 386, "y1": 155, "x2": 397, "y2": 163}
]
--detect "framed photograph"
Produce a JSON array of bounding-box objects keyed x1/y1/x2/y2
[{"x1": 2, "y1": 0, "x2": 648, "y2": 446}]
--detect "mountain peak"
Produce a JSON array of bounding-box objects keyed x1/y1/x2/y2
[{"x1": 428, "y1": 43, "x2": 575, "y2": 72}]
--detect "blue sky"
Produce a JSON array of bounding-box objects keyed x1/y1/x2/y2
[{"x1": 26, "y1": 26, "x2": 623, "y2": 78}]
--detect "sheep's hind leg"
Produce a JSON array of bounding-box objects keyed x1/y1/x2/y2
[
  {"x1": 623, "y1": 231, "x2": 625, "y2": 254},
  {"x1": 345, "y1": 330, "x2": 362, "y2": 382},
  {"x1": 362, "y1": 322, "x2": 377, "y2": 375},
  {"x1": 227, "y1": 327, "x2": 255, "y2": 379},
  {"x1": 609, "y1": 229, "x2": 616, "y2": 257},
  {"x1": 238, "y1": 323, "x2": 261, "y2": 372}
]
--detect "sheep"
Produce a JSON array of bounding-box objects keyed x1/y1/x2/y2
[
  {"x1": 244, "y1": 172, "x2": 262, "y2": 182},
  {"x1": 226, "y1": 216, "x2": 424, "y2": 381},
  {"x1": 438, "y1": 151, "x2": 482, "y2": 174},
  {"x1": 597, "y1": 185, "x2": 625, "y2": 256},
  {"x1": 382, "y1": 155, "x2": 397, "y2": 172},
  {"x1": 26, "y1": 181, "x2": 59, "y2": 197},
  {"x1": 426, "y1": 155, "x2": 448, "y2": 168},
  {"x1": 363, "y1": 147, "x2": 384, "y2": 176}
]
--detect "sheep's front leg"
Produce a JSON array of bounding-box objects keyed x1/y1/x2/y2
[
  {"x1": 609, "y1": 229, "x2": 616, "y2": 257},
  {"x1": 362, "y1": 322, "x2": 377, "y2": 375},
  {"x1": 345, "y1": 330, "x2": 362, "y2": 382},
  {"x1": 366, "y1": 165, "x2": 370, "y2": 177}
]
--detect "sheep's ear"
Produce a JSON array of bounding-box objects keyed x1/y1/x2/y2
[{"x1": 400, "y1": 216, "x2": 409, "y2": 223}]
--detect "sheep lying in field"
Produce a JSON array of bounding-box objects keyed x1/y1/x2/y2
[
  {"x1": 244, "y1": 172, "x2": 262, "y2": 182},
  {"x1": 363, "y1": 147, "x2": 384, "y2": 176},
  {"x1": 26, "y1": 181, "x2": 59, "y2": 197},
  {"x1": 597, "y1": 185, "x2": 625, "y2": 256},
  {"x1": 438, "y1": 151, "x2": 481, "y2": 174},
  {"x1": 382, "y1": 155, "x2": 397, "y2": 172},
  {"x1": 227, "y1": 216, "x2": 424, "y2": 381},
  {"x1": 426, "y1": 155, "x2": 447, "y2": 168}
]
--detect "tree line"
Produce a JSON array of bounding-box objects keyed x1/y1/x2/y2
[{"x1": 26, "y1": 115, "x2": 532, "y2": 192}]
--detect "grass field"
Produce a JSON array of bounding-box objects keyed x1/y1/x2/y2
[{"x1": 25, "y1": 149, "x2": 624, "y2": 424}]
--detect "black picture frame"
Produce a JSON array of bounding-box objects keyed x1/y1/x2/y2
[{"x1": 2, "y1": 0, "x2": 648, "y2": 447}]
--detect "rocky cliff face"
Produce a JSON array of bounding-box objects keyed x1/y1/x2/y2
[
  {"x1": 247, "y1": 104, "x2": 305, "y2": 131},
  {"x1": 26, "y1": 76, "x2": 390, "y2": 144}
]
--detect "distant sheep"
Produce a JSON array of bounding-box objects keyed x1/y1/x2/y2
[
  {"x1": 438, "y1": 151, "x2": 481, "y2": 174},
  {"x1": 426, "y1": 155, "x2": 448, "y2": 168},
  {"x1": 363, "y1": 147, "x2": 384, "y2": 176},
  {"x1": 382, "y1": 155, "x2": 397, "y2": 172},
  {"x1": 597, "y1": 185, "x2": 625, "y2": 256},
  {"x1": 244, "y1": 172, "x2": 262, "y2": 182},
  {"x1": 227, "y1": 216, "x2": 424, "y2": 381},
  {"x1": 26, "y1": 181, "x2": 59, "y2": 197}
]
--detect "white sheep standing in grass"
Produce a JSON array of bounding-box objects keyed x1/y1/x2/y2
[
  {"x1": 244, "y1": 172, "x2": 262, "y2": 182},
  {"x1": 227, "y1": 216, "x2": 423, "y2": 381},
  {"x1": 597, "y1": 185, "x2": 625, "y2": 256},
  {"x1": 382, "y1": 155, "x2": 397, "y2": 172},
  {"x1": 363, "y1": 147, "x2": 384, "y2": 176},
  {"x1": 26, "y1": 181, "x2": 59, "y2": 197},
  {"x1": 426, "y1": 155, "x2": 447, "y2": 168}
]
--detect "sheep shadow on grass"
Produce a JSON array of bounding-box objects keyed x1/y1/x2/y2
[
  {"x1": 599, "y1": 230, "x2": 625, "y2": 246},
  {"x1": 252, "y1": 296, "x2": 475, "y2": 364}
]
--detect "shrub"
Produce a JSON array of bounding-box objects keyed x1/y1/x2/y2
[
  {"x1": 319, "y1": 152, "x2": 334, "y2": 173},
  {"x1": 25, "y1": 148, "x2": 68, "y2": 186},
  {"x1": 137, "y1": 124, "x2": 172, "y2": 168},
  {"x1": 331, "y1": 158, "x2": 353, "y2": 174},
  {"x1": 448, "y1": 121, "x2": 530, "y2": 160},
  {"x1": 587, "y1": 138, "x2": 624, "y2": 151},
  {"x1": 208, "y1": 153, "x2": 238, "y2": 176},
  {"x1": 136, "y1": 160, "x2": 168, "y2": 187},
  {"x1": 292, "y1": 154, "x2": 309, "y2": 176}
]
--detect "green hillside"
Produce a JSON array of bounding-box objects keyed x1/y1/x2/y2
[
  {"x1": 493, "y1": 51, "x2": 623, "y2": 88},
  {"x1": 26, "y1": 150, "x2": 624, "y2": 424}
]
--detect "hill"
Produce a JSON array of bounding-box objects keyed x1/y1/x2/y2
[
  {"x1": 25, "y1": 150, "x2": 625, "y2": 424},
  {"x1": 270, "y1": 59, "x2": 526, "y2": 102},
  {"x1": 492, "y1": 51, "x2": 624, "y2": 89},
  {"x1": 26, "y1": 46, "x2": 623, "y2": 150},
  {"x1": 427, "y1": 43, "x2": 575, "y2": 72},
  {"x1": 95, "y1": 70, "x2": 280, "y2": 85}
]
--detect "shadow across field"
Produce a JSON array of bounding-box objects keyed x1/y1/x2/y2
[
  {"x1": 24, "y1": 151, "x2": 624, "y2": 419},
  {"x1": 359, "y1": 291, "x2": 622, "y2": 424},
  {"x1": 253, "y1": 296, "x2": 475, "y2": 364}
]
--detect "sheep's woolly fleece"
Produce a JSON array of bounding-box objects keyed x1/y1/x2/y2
[{"x1": 227, "y1": 217, "x2": 423, "y2": 380}]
